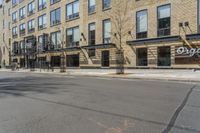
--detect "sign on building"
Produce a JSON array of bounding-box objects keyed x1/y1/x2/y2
[{"x1": 175, "y1": 46, "x2": 200, "y2": 64}]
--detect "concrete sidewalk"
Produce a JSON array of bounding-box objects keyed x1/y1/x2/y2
[{"x1": 0, "y1": 68, "x2": 200, "y2": 82}]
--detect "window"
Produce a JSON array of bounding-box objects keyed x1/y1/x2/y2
[
  {"x1": 51, "y1": 56, "x2": 61, "y2": 67},
  {"x1": 12, "y1": 11, "x2": 17, "y2": 23},
  {"x1": 38, "y1": 14, "x2": 46, "y2": 30},
  {"x1": 28, "y1": 1, "x2": 35, "y2": 16},
  {"x1": 38, "y1": 0, "x2": 46, "y2": 11},
  {"x1": 13, "y1": 42, "x2": 19, "y2": 54},
  {"x1": 88, "y1": 0, "x2": 96, "y2": 14},
  {"x1": 38, "y1": 34, "x2": 48, "y2": 51},
  {"x1": 12, "y1": 0, "x2": 17, "y2": 6},
  {"x1": 8, "y1": 22, "x2": 11, "y2": 30},
  {"x1": 0, "y1": 0, "x2": 2, "y2": 7},
  {"x1": 19, "y1": 0, "x2": 24, "y2": 3},
  {"x1": 27, "y1": 19, "x2": 35, "y2": 33},
  {"x1": 136, "y1": 10, "x2": 148, "y2": 39},
  {"x1": 88, "y1": 23, "x2": 96, "y2": 45},
  {"x1": 103, "y1": 0, "x2": 111, "y2": 9},
  {"x1": 19, "y1": 23, "x2": 25, "y2": 35},
  {"x1": 38, "y1": 35, "x2": 43, "y2": 51},
  {"x1": 88, "y1": 49, "x2": 96, "y2": 57},
  {"x1": 66, "y1": 26, "x2": 80, "y2": 47},
  {"x1": 66, "y1": 1, "x2": 79, "y2": 20},
  {"x1": 157, "y1": 4, "x2": 171, "y2": 37},
  {"x1": 50, "y1": 31, "x2": 61, "y2": 49},
  {"x1": 50, "y1": 0, "x2": 60, "y2": 5},
  {"x1": 136, "y1": 48, "x2": 148, "y2": 66},
  {"x1": 12, "y1": 26, "x2": 18, "y2": 38},
  {"x1": 8, "y1": 8, "x2": 11, "y2": 16},
  {"x1": 103, "y1": 19, "x2": 111, "y2": 44},
  {"x1": 19, "y1": 41, "x2": 25, "y2": 54},
  {"x1": 50, "y1": 8, "x2": 61, "y2": 26},
  {"x1": 19, "y1": 6, "x2": 25, "y2": 20}
]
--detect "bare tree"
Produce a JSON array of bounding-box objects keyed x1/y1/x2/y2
[{"x1": 107, "y1": 0, "x2": 133, "y2": 74}]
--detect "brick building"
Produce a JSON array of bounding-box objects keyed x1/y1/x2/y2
[
  {"x1": 0, "y1": 0, "x2": 11, "y2": 68},
  {"x1": 0, "y1": 0, "x2": 200, "y2": 69}
]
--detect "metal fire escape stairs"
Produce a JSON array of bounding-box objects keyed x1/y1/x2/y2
[
  {"x1": 80, "y1": 47, "x2": 93, "y2": 65},
  {"x1": 80, "y1": 34, "x2": 93, "y2": 65},
  {"x1": 179, "y1": 22, "x2": 193, "y2": 48}
]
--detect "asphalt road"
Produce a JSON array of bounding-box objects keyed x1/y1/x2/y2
[{"x1": 0, "y1": 71, "x2": 199, "y2": 133}]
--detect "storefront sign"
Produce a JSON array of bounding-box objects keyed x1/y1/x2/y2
[
  {"x1": 176, "y1": 47, "x2": 200, "y2": 57},
  {"x1": 175, "y1": 46, "x2": 200, "y2": 64}
]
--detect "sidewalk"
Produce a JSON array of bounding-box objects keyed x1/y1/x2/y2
[{"x1": 0, "y1": 68, "x2": 200, "y2": 82}]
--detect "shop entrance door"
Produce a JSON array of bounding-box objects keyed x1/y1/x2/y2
[
  {"x1": 157, "y1": 46, "x2": 171, "y2": 66},
  {"x1": 101, "y1": 51, "x2": 110, "y2": 67}
]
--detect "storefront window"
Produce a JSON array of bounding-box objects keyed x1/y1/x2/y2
[
  {"x1": 136, "y1": 48, "x2": 148, "y2": 66},
  {"x1": 51, "y1": 56, "x2": 61, "y2": 67},
  {"x1": 157, "y1": 46, "x2": 171, "y2": 66},
  {"x1": 67, "y1": 54, "x2": 80, "y2": 67}
]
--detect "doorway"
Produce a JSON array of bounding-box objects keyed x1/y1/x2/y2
[
  {"x1": 157, "y1": 46, "x2": 171, "y2": 66},
  {"x1": 101, "y1": 50, "x2": 110, "y2": 67}
]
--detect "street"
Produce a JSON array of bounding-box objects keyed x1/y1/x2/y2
[{"x1": 0, "y1": 71, "x2": 199, "y2": 133}]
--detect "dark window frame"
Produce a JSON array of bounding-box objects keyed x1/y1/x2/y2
[
  {"x1": 157, "y1": 4, "x2": 171, "y2": 37},
  {"x1": 66, "y1": 26, "x2": 80, "y2": 47},
  {"x1": 38, "y1": 14, "x2": 46, "y2": 30},
  {"x1": 88, "y1": 0, "x2": 96, "y2": 14},
  {"x1": 102, "y1": 0, "x2": 111, "y2": 10},
  {"x1": 50, "y1": 31, "x2": 61, "y2": 50},
  {"x1": 27, "y1": 1, "x2": 35, "y2": 16},
  {"x1": 136, "y1": 9, "x2": 148, "y2": 39},
  {"x1": 103, "y1": 19, "x2": 111, "y2": 44},
  {"x1": 50, "y1": 0, "x2": 61, "y2": 5},
  {"x1": 50, "y1": 8, "x2": 61, "y2": 26},
  {"x1": 66, "y1": 0, "x2": 79, "y2": 21},
  {"x1": 88, "y1": 22, "x2": 96, "y2": 45},
  {"x1": 38, "y1": 0, "x2": 46, "y2": 11}
]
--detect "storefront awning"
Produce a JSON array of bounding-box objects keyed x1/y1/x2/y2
[
  {"x1": 127, "y1": 35, "x2": 180, "y2": 45},
  {"x1": 186, "y1": 33, "x2": 200, "y2": 40},
  {"x1": 81, "y1": 43, "x2": 116, "y2": 49}
]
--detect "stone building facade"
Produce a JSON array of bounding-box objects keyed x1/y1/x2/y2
[
  {"x1": 0, "y1": 0, "x2": 11, "y2": 68},
  {"x1": 0, "y1": 0, "x2": 200, "y2": 69}
]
